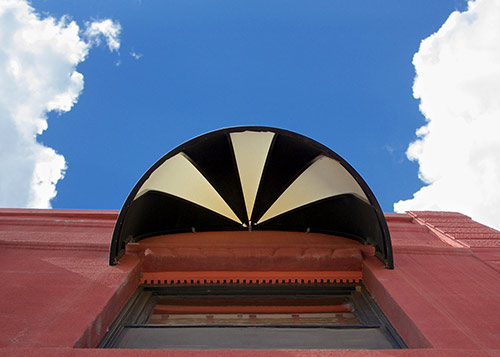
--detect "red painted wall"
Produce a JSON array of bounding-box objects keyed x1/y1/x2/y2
[{"x1": 0, "y1": 209, "x2": 499, "y2": 355}]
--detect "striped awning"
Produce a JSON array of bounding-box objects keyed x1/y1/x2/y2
[{"x1": 110, "y1": 127, "x2": 393, "y2": 268}]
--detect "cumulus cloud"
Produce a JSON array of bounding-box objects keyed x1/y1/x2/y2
[
  {"x1": 394, "y1": 0, "x2": 500, "y2": 230},
  {"x1": 0, "y1": 0, "x2": 120, "y2": 208}
]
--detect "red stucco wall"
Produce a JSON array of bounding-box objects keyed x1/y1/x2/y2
[{"x1": 0, "y1": 209, "x2": 499, "y2": 355}]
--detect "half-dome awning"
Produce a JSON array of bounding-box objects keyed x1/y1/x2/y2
[{"x1": 110, "y1": 126, "x2": 393, "y2": 268}]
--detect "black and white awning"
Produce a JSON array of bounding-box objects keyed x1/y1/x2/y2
[{"x1": 110, "y1": 127, "x2": 393, "y2": 268}]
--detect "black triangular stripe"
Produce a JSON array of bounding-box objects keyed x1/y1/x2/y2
[
  {"x1": 251, "y1": 133, "x2": 322, "y2": 224},
  {"x1": 182, "y1": 133, "x2": 247, "y2": 224},
  {"x1": 121, "y1": 191, "x2": 244, "y2": 241},
  {"x1": 255, "y1": 194, "x2": 384, "y2": 253}
]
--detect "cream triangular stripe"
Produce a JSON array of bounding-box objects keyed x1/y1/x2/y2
[
  {"x1": 134, "y1": 153, "x2": 241, "y2": 224},
  {"x1": 230, "y1": 131, "x2": 275, "y2": 221},
  {"x1": 256, "y1": 155, "x2": 369, "y2": 224}
]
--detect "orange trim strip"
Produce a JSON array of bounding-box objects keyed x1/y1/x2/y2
[{"x1": 140, "y1": 271, "x2": 362, "y2": 285}]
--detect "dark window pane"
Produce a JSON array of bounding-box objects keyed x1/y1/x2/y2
[{"x1": 115, "y1": 327, "x2": 395, "y2": 349}]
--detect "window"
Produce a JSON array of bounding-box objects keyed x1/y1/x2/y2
[{"x1": 99, "y1": 284, "x2": 406, "y2": 349}]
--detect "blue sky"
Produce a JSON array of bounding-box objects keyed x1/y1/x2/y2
[
  {"x1": 35, "y1": 0, "x2": 466, "y2": 210},
  {"x1": 4, "y1": 0, "x2": 500, "y2": 230}
]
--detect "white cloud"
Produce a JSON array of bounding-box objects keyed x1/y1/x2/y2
[
  {"x1": 394, "y1": 0, "x2": 500, "y2": 230},
  {"x1": 84, "y1": 19, "x2": 121, "y2": 52},
  {"x1": 0, "y1": 0, "x2": 120, "y2": 208},
  {"x1": 130, "y1": 50, "x2": 143, "y2": 60}
]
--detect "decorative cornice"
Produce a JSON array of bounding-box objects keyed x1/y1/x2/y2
[{"x1": 140, "y1": 271, "x2": 362, "y2": 285}]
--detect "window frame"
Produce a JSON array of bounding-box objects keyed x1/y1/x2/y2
[{"x1": 99, "y1": 284, "x2": 406, "y2": 349}]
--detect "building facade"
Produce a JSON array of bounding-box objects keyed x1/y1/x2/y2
[{"x1": 1, "y1": 127, "x2": 499, "y2": 355}]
